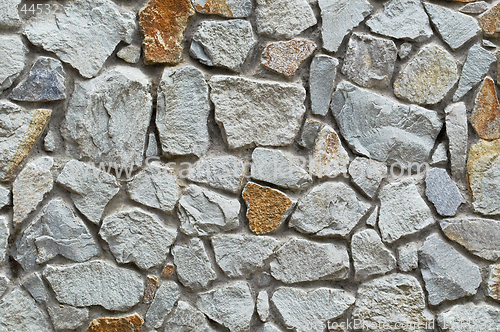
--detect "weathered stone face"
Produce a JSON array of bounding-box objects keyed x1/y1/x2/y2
[
  {"x1": 472, "y1": 77, "x2": 500, "y2": 140},
  {"x1": 192, "y1": 0, "x2": 252, "y2": 18},
  {"x1": 262, "y1": 39, "x2": 316, "y2": 77},
  {"x1": 480, "y1": 2, "x2": 500, "y2": 36},
  {"x1": 87, "y1": 314, "x2": 144, "y2": 332}
]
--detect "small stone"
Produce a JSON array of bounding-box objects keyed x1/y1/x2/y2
[
  {"x1": 255, "y1": 0, "x2": 316, "y2": 39},
  {"x1": 454, "y1": 46, "x2": 496, "y2": 101},
  {"x1": 262, "y1": 39, "x2": 316, "y2": 77},
  {"x1": 144, "y1": 281, "x2": 180, "y2": 329},
  {"x1": 212, "y1": 234, "x2": 279, "y2": 278},
  {"x1": 22, "y1": 272, "x2": 47, "y2": 303},
  {"x1": 394, "y1": 44, "x2": 459, "y2": 105},
  {"x1": 366, "y1": 0, "x2": 433, "y2": 42},
  {"x1": 297, "y1": 119, "x2": 323, "y2": 148},
  {"x1": 56, "y1": 160, "x2": 120, "y2": 224},
  {"x1": 379, "y1": 178, "x2": 434, "y2": 244},
  {"x1": 397, "y1": 242, "x2": 418, "y2": 272},
  {"x1": 165, "y1": 300, "x2": 217, "y2": 332},
  {"x1": 257, "y1": 291, "x2": 270, "y2": 322},
  {"x1": 258, "y1": 323, "x2": 281, "y2": 332},
  {"x1": 319, "y1": 0, "x2": 373, "y2": 53},
  {"x1": 430, "y1": 142, "x2": 448, "y2": 166},
  {"x1": 0, "y1": 217, "x2": 8, "y2": 265},
  {"x1": 162, "y1": 264, "x2": 175, "y2": 279},
  {"x1": 483, "y1": 39, "x2": 497, "y2": 48},
  {"x1": 145, "y1": 133, "x2": 158, "y2": 157},
  {"x1": 139, "y1": 0, "x2": 195, "y2": 64},
  {"x1": 0, "y1": 276, "x2": 9, "y2": 297},
  {"x1": 311, "y1": 125, "x2": 350, "y2": 179},
  {"x1": 479, "y1": 2, "x2": 500, "y2": 36},
  {"x1": 487, "y1": 264, "x2": 500, "y2": 301},
  {"x1": 117, "y1": 45, "x2": 141, "y2": 64},
  {"x1": 178, "y1": 185, "x2": 240, "y2": 236},
  {"x1": 100, "y1": 208, "x2": 177, "y2": 270},
  {"x1": 0, "y1": 0, "x2": 21, "y2": 28},
  {"x1": 270, "y1": 237, "x2": 350, "y2": 283},
  {"x1": 13, "y1": 157, "x2": 53, "y2": 226},
  {"x1": 342, "y1": 33, "x2": 397, "y2": 88},
  {"x1": 242, "y1": 182, "x2": 294, "y2": 234},
  {"x1": 0, "y1": 186, "x2": 9, "y2": 210},
  {"x1": 290, "y1": 182, "x2": 370, "y2": 237},
  {"x1": 47, "y1": 305, "x2": 89, "y2": 331},
  {"x1": 191, "y1": 20, "x2": 257, "y2": 72},
  {"x1": 271, "y1": 287, "x2": 355, "y2": 332},
  {"x1": 425, "y1": 168, "x2": 465, "y2": 216},
  {"x1": 210, "y1": 76, "x2": 306, "y2": 150},
  {"x1": 445, "y1": 102, "x2": 468, "y2": 180},
  {"x1": 192, "y1": 0, "x2": 252, "y2": 18},
  {"x1": 196, "y1": 281, "x2": 255, "y2": 332},
  {"x1": 172, "y1": 238, "x2": 217, "y2": 290},
  {"x1": 460, "y1": 1, "x2": 489, "y2": 14},
  {"x1": 365, "y1": 206, "x2": 379, "y2": 227},
  {"x1": 349, "y1": 157, "x2": 387, "y2": 199},
  {"x1": 251, "y1": 148, "x2": 312, "y2": 190},
  {"x1": 87, "y1": 314, "x2": 144, "y2": 332},
  {"x1": 143, "y1": 276, "x2": 159, "y2": 303},
  {"x1": 187, "y1": 155, "x2": 245, "y2": 194},
  {"x1": 437, "y1": 303, "x2": 500, "y2": 331},
  {"x1": 310, "y1": 55, "x2": 338, "y2": 116},
  {"x1": 43, "y1": 131, "x2": 56, "y2": 152},
  {"x1": 0, "y1": 287, "x2": 52, "y2": 331},
  {"x1": 352, "y1": 229, "x2": 397, "y2": 281},
  {"x1": 472, "y1": 77, "x2": 500, "y2": 140},
  {"x1": 398, "y1": 42, "x2": 412, "y2": 60},
  {"x1": 0, "y1": 35, "x2": 27, "y2": 91}
]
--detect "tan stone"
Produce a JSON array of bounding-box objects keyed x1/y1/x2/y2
[
  {"x1": 480, "y1": 2, "x2": 500, "y2": 36},
  {"x1": 87, "y1": 314, "x2": 143, "y2": 332},
  {"x1": 473, "y1": 77, "x2": 500, "y2": 140},
  {"x1": 311, "y1": 125, "x2": 349, "y2": 179},
  {"x1": 262, "y1": 39, "x2": 316, "y2": 77},
  {"x1": 143, "y1": 276, "x2": 158, "y2": 303},
  {"x1": 162, "y1": 264, "x2": 175, "y2": 279},
  {"x1": 487, "y1": 264, "x2": 500, "y2": 301},
  {"x1": 194, "y1": 0, "x2": 233, "y2": 17}
]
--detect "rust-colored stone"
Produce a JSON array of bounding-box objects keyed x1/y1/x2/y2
[
  {"x1": 472, "y1": 77, "x2": 500, "y2": 140},
  {"x1": 143, "y1": 276, "x2": 158, "y2": 303},
  {"x1": 480, "y1": 2, "x2": 500, "y2": 35},
  {"x1": 87, "y1": 314, "x2": 143, "y2": 332},
  {"x1": 162, "y1": 264, "x2": 175, "y2": 279},
  {"x1": 242, "y1": 182, "x2": 293, "y2": 234},
  {"x1": 194, "y1": 0, "x2": 233, "y2": 17},
  {"x1": 262, "y1": 39, "x2": 316, "y2": 77},
  {"x1": 139, "y1": 0, "x2": 195, "y2": 65}
]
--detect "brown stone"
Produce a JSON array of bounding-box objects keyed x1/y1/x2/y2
[
  {"x1": 139, "y1": 0, "x2": 195, "y2": 65},
  {"x1": 194, "y1": 0, "x2": 233, "y2": 17},
  {"x1": 143, "y1": 276, "x2": 158, "y2": 303},
  {"x1": 472, "y1": 77, "x2": 500, "y2": 140},
  {"x1": 262, "y1": 39, "x2": 316, "y2": 77},
  {"x1": 162, "y1": 264, "x2": 175, "y2": 279},
  {"x1": 87, "y1": 314, "x2": 143, "y2": 332},
  {"x1": 488, "y1": 264, "x2": 500, "y2": 301},
  {"x1": 242, "y1": 182, "x2": 293, "y2": 234},
  {"x1": 480, "y1": 2, "x2": 500, "y2": 35}
]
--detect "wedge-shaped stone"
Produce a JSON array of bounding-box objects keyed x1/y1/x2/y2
[
  {"x1": 479, "y1": 2, "x2": 500, "y2": 36},
  {"x1": 472, "y1": 77, "x2": 500, "y2": 140},
  {"x1": 352, "y1": 229, "x2": 396, "y2": 281},
  {"x1": 348, "y1": 157, "x2": 387, "y2": 199},
  {"x1": 310, "y1": 55, "x2": 338, "y2": 116},
  {"x1": 311, "y1": 125, "x2": 350, "y2": 179},
  {"x1": 0, "y1": 36, "x2": 27, "y2": 91},
  {"x1": 425, "y1": 168, "x2": 465, "y2": 217},
  {"x1": 0, "y1": 287, "x2": 52, "y2": 331},
  {"x1": 187, "y1": 155, "x2": 245, "y2": 194},
  {"x1": 437, "y1": 303, "x2": 500, "y2": 332},
  {"x1": 431, "y1": 143, "x2": 448, "y2": 165},
  {"x1": 445, "y1": 102, "x2": 468, "y2": 180},
  {"x1": 262, "y1": 39, "x2": 316, "y2": 77},
  {"x1": 192, "y1": 0, "x2": 252, "y2": 18},
  {"x1": 165, "y1": 301, "x2": 217, "y2": 332}
]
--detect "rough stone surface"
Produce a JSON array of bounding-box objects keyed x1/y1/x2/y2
[
  {"x1": 472, "y1": 77, "x2": 500, "y2": 140},
  {"x1": 0, "y1": 217, "x2": 8, "y2": 265},
  {"x1": 0, "y1": 287, "x2": 52, "y2": 331},
  {"x1": 297, "y1": 119, "x2": 323, "y2": 148},
  {"x1": 365, "y1": 206, "x2": 378, "y2": 227},
  {"x1": 352, "y1": 229, "x2": 396, "y2": 281},
  {"x1": 445, "y1": 102, "x2": 468, "y2": 180},
  {"x1": 0, "y1": 0, "x2": 21, "y2": 28},
  {"x1": 309, "y1": 55, "x2": 338, "y2": 116},
  {"x1": 87, "y1": 314, "x2": 144, "y2": 332},
  {"x1": 437, "y1": 303, "x2": 500, "y2": 331},
  {"x1": 311, "y1": 125, "x2": 350, "y2": 179},
  {"x1": 43, "y1": 130, "x2": 56, "y2": 153},
  {"x1": 0, "y1": 276, "x2": 8, "y2": 297},
  {"x1": 460, "y1": 1, "x2": 489, "y2": 14},
  {"x1": 117, "y1": 45, "x2": 141, "y2": 64},
  {"x1": 0, "y1": 186, "x2": 9, "y2": 210},
  {"x1": 22, "y1": 272, "x2": 47, "y2": 303},
  {"x1": 145, "y1": 133, "x2": 158, "y2": 157},
  {"x1": 270, "y1": 237, "x2": 350, "y2": 283},
  {"x1": 483, "y1": 39, "x2": 497, "y2": 48},
  {"x1": 47, "y1": 304, "x2": 89, "y2": 331},
  {"x1": 425, "y1": 168, "x2": 465, "y2": 216},
  {"x1": 431, "y1": 143, "x2": 450, "y2": 165},
  {"x1": 487, "y1": 264, "x2": 500, "y2": 301},
  {"x1": 479, "y1": 2, "x2": 500, "y2": 36},
  {"x1": 143, "y1": 275, "x2": 158, "y2": 303},
  {"x1": 348, "y1": 157, "x2": 387, "y2": 198},
  {"x1": 398, "y1": 42, "x2": 412, "y2": 59},
  {"x1": 165, "y1": 300, "x2": 217, "y2": 332},
  {"x1": 187, "y1": 155, "x2": 245, "y2": 194},
  {"x1": 145, "y1": 281, "x2": 180, "y2": 329},
  {"x1": 262, "y1": 39, "x2": 316, "y2": 77},
  {"x1": 257, "y1": 291, "x2": 269, "y2": 322},
  {"x1": 192, "y1": 0, "x2": 252, "y2": 18},
  {"x1": 397, "y1": 242, "x2": 418, "y2": 272},
  {"x1": 0, "y1": 35, "x2": 27, "y2": 91}
]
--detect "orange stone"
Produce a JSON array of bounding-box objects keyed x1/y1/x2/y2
[
  {"x1": 262, "y1": 39, "x2": 316, "y2": 77},
  {"x1": 480, "y1": 2, "x2": 500, "y2": 35},
  {"x1": 143, "y1": 276, "x2": 158, "y2": 303},
  {"x1": 139, "y1": 0, "x2": 195, "y2": 65},
  {"x1": 472, "y1": 77, "x2": 500, "y2": 140},
  {"x1": 242, "y1": 182, "x2": 293, "y2": 234},
  {"x1": 194, "y1": 0, "x2": 233, "y2": 17},
  {"x1": 162, "y1": 264, "x2": 175, "y2": 279},
  {"x1": 87, "y1": 314, "x2": 143, "y2": 332}
]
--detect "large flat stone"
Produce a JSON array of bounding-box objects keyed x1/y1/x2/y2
[
  {"x1": 309, "y1": 55, "x2": 338, "y2": 116},
  {"x1": 0, "y1": 287, "x2": 52, "y2": 331},
  {"x1": 187, "y1": 155, "x2": 245, "y2": 194}
]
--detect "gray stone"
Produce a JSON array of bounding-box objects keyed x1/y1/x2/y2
[
  {"x1": 172, "y1": 238, "x2": 217, "y2": 290},
  {"x1": 117, "y1": 45, "x2": 141, "y2": 64},
  {"x1": 178, "y1": 185, "x2": 240, "y2": 237},
  {"x1": 192, "y1": 0, "x2": 252, "y2": 18},
  {"x1": 145, "y1": 133, "x2": 158, "y2": 157},
  {"x1": 379, "y1": 178, "x2": 434, "y2": 244},
  {"x1": 165, "y1": 300, "x2": 217, "y2": 332},
  {"x1": 342, "y1": 33, "x2": 397, "y2": 88},
  {"x1": 445, "y1": 102, "x2": 468, "y2": 180},
  {"x1": 257, "y1": 323, "x2": 281, "y2": 332},
  {"x1": 311, "y1": 125, "x2": 350, "y2": 179},
  {"x1": 297, "y1": 119, "x2": 323, "y2": 149},
  {"x1": 398, "y1": 42, "x2": 412, "y2": 60},
  {"x1": 419, "y1": 234, "x2": 481, "y2": 306},
  {"x1": 0, "y1": 36, "x2": 27, "y2": 91},
  {"x1": 348, "y1": 157, "x2": 387, "y2": 199},
  {"x1": 56, "y1": 160, "x2": 120, "y2": 224},
  {"x1": 187, "y1": 155, "x2": 245, "y2": 194},
  {"x1": 191, "y1": 20, "x2": 256, "y2": 72},
  {"x1": 10, "y1": 57, "x2": 66, "y2": 102},
  {"x1": 43, "y1": 260, "x2": 144, "y2": 311},
  {"x1": 145, "y1": 281, "x2": 180, "y2": 330},
  {"x1": 257, "y1": 291, "x2": 270, "y2": 322},
  {"x1": 437, "y1": 303, "x2": 500, "y2": 331},
  {"x1": 487, "y1": 264, "x2": 500, "y2": 302},
  {"x1": 0, "y1": 217, "x2": 8, "y2": 266},
  {"x1": 332, "y1": 81, "x2": 443, "y2": 166},
  {"x1": 271, "y1": 287, "x2": 355, "y2": 332},
  {"x1": 397, "y1": 242, "x2": 418, "y2": 272},
  {"x1": 24, "y1": 0, "x2": 135, "y2": 78},
  {"x1": 431, "y1": 142, "x2": 448, "y2": 166},
  {"x1": 365, "y1": 206, "x2": 378, "y2": 227},
  {"x1": 270, "y1": 237, "x2": 350, "y2": 283},
  {"x1": 47, "y1": 304, "x2": 89, "y2": 331},
  {"x1": 310, "y1": 55, "x2": 338, "y2": 116},
  {"x1": 352, "y1": 229, "x2": 396, "y2": 281},
  {"x1": 0, "y1": 275, "x2": 9, "y2": 297},
  {"x1": 43, "y1": 131, "x2": 56, "y2": 152},
  {"x1": 209, "y1": 76, "x2": 306, "y2": 149},
  {"x1": 318, "y1": 0, "x2": 372, "y2": 53},
  {"x1": 0, "y1": 0, "x2": 21, "y2": 28},
  {"x1": 460, "y1": 1, "x2": 489, "y2": 14},
  {"x1": 13, "y1": 198, "x2": 99, "y2": 272},
  {"x1": 290, "y1": 182, "x2": 370, "y2": 237},
  {"x1": 255, "y1": 0, "x2": 316, "y2": 39},
  {"x1": 100, "y1": 208, "x2": 177, "y2": 270},
  {"x1": 157, "y1": 66, "x2": 209, "y2": 158},
  {"x1": 22, "y1": 272, "x2": 47, "y2": 303},
  {"x1": 454, "y1": 45, "x2": 496, "y2": 101},
  {"x1": 212, "y1": 234, "x2": 279, "y2": 278},
  {"x1": 0, "y1": 287, "x2": 52, "y2": 331},
  {"x1": 425, "y1": 168, "x2": 465, "y2": 216},
  {"x1": 0, "y1": 186, "x2": 9, "y2": 210},
  {"x1": 483, "y1": 39, "x2": 497, "y2": 48}
]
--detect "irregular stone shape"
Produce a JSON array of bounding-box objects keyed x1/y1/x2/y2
[
  {"x1": 438, "y1": 303, "x2": 500, "y2": 331},
  {"x1": 24, "y1": 0, "x2": 134, "y2": 78},
  {"x1": 397, "y1": 242, "x2": 418, "y2": 272},
  {"x1": 22, "y1": 272, "x2": 47, "y2": 303},
  {"x1": 117, "y1": 45, "x2": 141, "y2": 64},
  {"x1": 332, "y1": 82, "x2": 443, "y2": 166},
  {"x1": 487, "y1": 264, "x2": 500, "y2": 301},
  {"x1": 365, "y1": 206, "x2": 378, "y2": 227},
  {"x1": 143, "y1": 276, "x2": 159, "y2": 303},
  {"x1": 352, "y1": 229, "x2": 396, "y2": 281},
  {"x1": 172, "y1": 238, "x2": 217, "y2": 290},
  {"x1": 0, "y1": 186, "x2": 9, "y2": 210},
  {"x1": 145, "y1": 281, "x2": 180, "y2": 329},
  {"x1": 191, "y1": 20, "x2": 257, "y2": 72},
  {"x1": 271, "y1": 287, "x2": 355, "y2": 332},
  {"x1": 139, "y1": 0, "x2": 195, "y2": 64},
  {"x1": 56, "y1": 160, "x2": 120, "y2": 224},
  {"x1": 196, "y1": 281, "x2": 254, "y2": 332},
  {"x1": 165, "y1": 300, "x2": 217, "y2": 332},
  {"x1": 398, "y1": 42, "x2": 413, "y2": 60},
  {"x1": 10, "y1": 57, "x2": 66, "y2": 102},
  {"x1": 47, "y1": 304, "x2": 89, "y2": 331},
  {"x1": 472, "y1": 77, "x2": 500, "y2": 140},
  {"x1": 100, "y1": 208, "x2": 177, "y2": 270},
  {"x1": 480, "y1": 2, "x2": 500, "y2": 36},
  {"x1": 257, "y1": 291, "x2": 270, "y2": 322},
  {"x1": 342, "y1": 33, "x2": 397, "y2": 88},
  {"x1": 453, "y1": 46, "x2": 495, "y2": 101},
  {"x1": 0, "y1": 287, "x2": 52, "y2": 331},
  {"x1": 262, "y1": 39, "x2": 316, "y2": 77},
  {"x1": 0, "y1": 217, "x2": 8, "y2": 265},
  {"x1": 297, "y1": 119, "x2": 323, "y2": 149},
  {"x1": 13, "y1": 157, "x2": 53, "y2": 226},
  {"x1": 483, "y1": 39, "x2": 497, "y2": 48},
  {"x1": 212, "y1": 234, "x2": 279, "y2": 278},
  {"x1": 431, "y1": 142, "x2": 448, "y2": 166},
  {"x1": 43, "y1": 130, "x2": 56, "y2": 152},
  {"x1": 311, "y1": 125, "x2": 350, "y2": 179},
  {"x1": 270, "y1": 237, "x2": 350, "y2": 283},
  {"x1": 366, "y1": 0, "x2": 432, "y2": 42},
  {"x1": 352, "y1": 274, "x2": 433, "y2": 331},
  {"x1": 0, "y1": 0, "x2": 21, "y2": 28},
  {"x1": 255, "y1": 0, "x2": 316, "y2": 39},
  {"x1": 319, "y1": 0, "x2": 372, "y2": 53},
  {"x1": 348, "y1": 157, "x2": 387, "y2": 199},
  {"x1": 178, "y1": 185, "x2": 240, "y2": 236},
  {"x1": 0, "y1": 102, "x2": 51, "y2": 181},
  {"x1": 127, "y1": 163, "x2": 179, "y2": 213},
  {"x1": 441, "y1": 217, "x2": 500, "y2": 261},
  {"x1": 242, "y1": 182, "x2": 294, "y2": 234},
  {"x1": 162, "y1": 264, "x2": 175, "y2": 279},
  {"x1": 460, "y1": 1, "x2": 489, "y2": 14},
  {"x1": 394, "y1": 44, "x2": 459, "y2": 105},
  {"x1": 187, "y1": 155, "x2": 245, "y2": 194},
  {"x1": 62, "y1": 67, "x2": 152, "y2": 168},
  {"x1": 12, "y1": 199, "x2": 99, "y2": 272},
  {"x1": 425, "y1": 168, "x2": 464, "y2": 217},
  {"x1": 157, "y1": 66, "x2": 209, "y2": 158},
  {"x1": 145, "y1": 133, "x2": 158, "y2": 157},
  {"x1": 419, "y1": 234, "x2": 481, "y2": 305},
  {"x1": 0, "y1": 36, "x2": 27, "y2": 91},
  {"x1": 210, "y1": 76, "x2": 306, "y2": 149},
  {"x1": 192, "y1": 0, "x2": 252, "y2": 18},
  {"x1": 445, "y1": 102, "x2": 468, "y2": 180},
  {"x1": 290, "y1": 182, "x2": 370, "y2": 237},
  {"x1": 310, "y1": 55, "x2": 338, "y2": 116},
  {"x1": 251, "y1": 148, "x2": 312, "y2": 190},
  {"x1": 379, "y1": 178, "x2": 434, "y2": 244},
  {"x1": 87, "y1": 314, "x2": 144, "y2": 332}
]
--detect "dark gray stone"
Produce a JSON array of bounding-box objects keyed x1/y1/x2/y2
[{"x1": 425, "y1": 168, "x2": 465, "y2": 217}]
